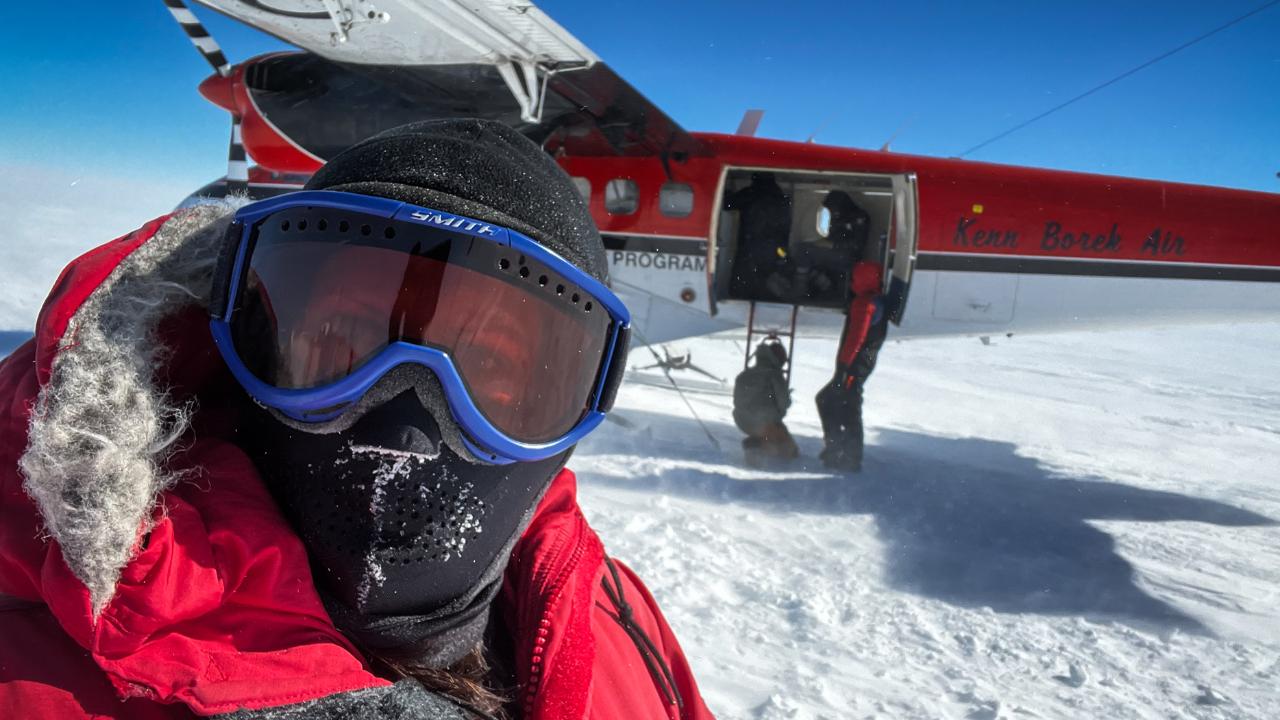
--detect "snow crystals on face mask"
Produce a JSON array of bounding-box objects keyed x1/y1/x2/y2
[
  {"x1": 348, "y1": 444, "x2": 438, "y2": 605},
  {"x1": 423, "y1": 471, "x2": 484, "y2": 562},
  {"x1": 349, "y1": 443, "x2": 434, "y2": 516},
  {"x1": 355, "y1": 554, "x2": 387, "y2": 610},
  {"x1": 337, "y1": 445, "x2": 489, "y2": 566},
  {"x1": 348, "y1": 444, "x2": 441, "y2": 462}
]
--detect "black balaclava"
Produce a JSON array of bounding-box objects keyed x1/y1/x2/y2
[{"x1": 241, "y1": 119, "x2": 609, "y2": 668}]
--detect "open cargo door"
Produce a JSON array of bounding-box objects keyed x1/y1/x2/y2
[{"x1": 884, "y1": 173, "x2": 919, "y2": 324}]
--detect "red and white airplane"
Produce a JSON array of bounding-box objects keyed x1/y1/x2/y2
[{"x1": 168, "y1": 0, "x2": 1280, "y2": 358}]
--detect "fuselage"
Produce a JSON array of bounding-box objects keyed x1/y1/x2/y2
[{"x1": 560, "y1": 133, "x2": 1280, "y2": 343}]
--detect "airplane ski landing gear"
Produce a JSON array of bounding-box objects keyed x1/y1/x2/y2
[{"x1": 636, "y1": 346, "x2": 724, "y2": 384}]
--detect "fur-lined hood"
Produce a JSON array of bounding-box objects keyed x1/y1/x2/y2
[
  {"x1": 0, "y1": 204, "x2": 391, "y2": 714},
  {"x1": 16, "y1": 204, "x2": 236, "y2": 613}
]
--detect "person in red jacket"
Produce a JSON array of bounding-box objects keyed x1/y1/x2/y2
[
  {"x1": 815, "y1": 192, "x2": 888, "y2": 473},
  {"x1": 0, "y1": 120, "x2": 714, "y2": 720}
]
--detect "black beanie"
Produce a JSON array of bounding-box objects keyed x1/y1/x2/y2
[{"x1": 304, "y1": 118, "x2": 608, "y2": 283}]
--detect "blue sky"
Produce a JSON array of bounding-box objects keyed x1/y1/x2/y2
[{"x1": 3, "y1": 1, "x2": 1277, "y2": 192}]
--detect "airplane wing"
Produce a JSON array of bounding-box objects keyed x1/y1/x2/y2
[
  {"x1": 194, "y1": 0, "x2": 596, "y2": 69},
  {"x1": 192, "y1": 0, "x2": 702, "y2": 157}
]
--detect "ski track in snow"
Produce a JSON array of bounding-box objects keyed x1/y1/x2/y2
[{"x1": 2, "y1": 184, "x2": 1278, "y2": 719}]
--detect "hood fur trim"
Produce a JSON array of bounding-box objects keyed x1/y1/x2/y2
[{"x1": 19, "y1": 203, "x2": 237, "y2": 615}]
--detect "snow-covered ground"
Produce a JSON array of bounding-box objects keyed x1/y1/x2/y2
[
  {"x1": 0, "y1": 164, "x2": 186, "y2": 332},
  {"x1": 2, "y1": 183, "x2": 1277, "y2": 719},
  {"x1": 576, "y1": 324, "x2": 1280, "y2": 720}
]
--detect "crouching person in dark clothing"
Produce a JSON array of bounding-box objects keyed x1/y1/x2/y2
[{"x1": 733, "y1": 340, "x2": 799, "y2": 464}]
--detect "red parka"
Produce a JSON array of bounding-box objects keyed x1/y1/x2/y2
[
  {"x1": 0, "y1": 207, "x2": 714, "y2": 719},
  {"x1": 835, "y1": 261, "x2": 885, "y2": 369}
]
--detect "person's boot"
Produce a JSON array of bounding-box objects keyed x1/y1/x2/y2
[
  {"x1": 742, "y1": 435, "x2": 766, "y2": 467},
  {"x1": 820, "y1": 443, "x2": 862, "y2": 473},
  {"x1": 762, "y1": 423, "x2": 800, "y2": 460}
]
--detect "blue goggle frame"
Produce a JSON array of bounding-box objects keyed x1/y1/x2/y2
[{"x1": 209, "y1": 190, "x2": 630, "y2": 464}]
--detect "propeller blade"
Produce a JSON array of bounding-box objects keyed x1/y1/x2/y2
[
  {"x1": 162, "y1": 0, "x2": 230, "y2": 75},
  {"x1": 163, "y1": 0, "x2": 247, "y2": 196}
]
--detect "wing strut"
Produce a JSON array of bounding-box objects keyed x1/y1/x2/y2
[{"x1": 496, "y1": 60, "x2": 551, "y2": 124}]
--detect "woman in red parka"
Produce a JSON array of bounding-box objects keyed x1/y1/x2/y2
[{"x1": 0, "y1": 120, "x2": 715, "y2": 719}]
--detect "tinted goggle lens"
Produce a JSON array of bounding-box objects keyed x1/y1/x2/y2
[{"x1": 228, "y1": 207, "x2": 615, "y2": 444}]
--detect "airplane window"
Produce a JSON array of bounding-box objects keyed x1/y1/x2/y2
[
  {"x1": 604, "y1": 178, "x2": 638, "y2": 215},
  {"x1": 659, "y1": 182, "x2": 694, "y2": 217},
  {"x1": 816, "y1": 206, "x2": 831, "y2": 238},
  {"x1": 571, "y1": 177, "x2": 591, "y2": 203}
]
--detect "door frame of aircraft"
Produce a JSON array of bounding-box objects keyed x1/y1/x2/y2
[
  {"x1": 707, "y1": 165, "x2": 919, "y2": 324},
  {"x1": 885, "y1": 172, "x2": 920, "y2": 324}
]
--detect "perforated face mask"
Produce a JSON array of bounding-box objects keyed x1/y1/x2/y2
[{"x1": 246, "y1": 388, "x2": 566, "y2": 619}]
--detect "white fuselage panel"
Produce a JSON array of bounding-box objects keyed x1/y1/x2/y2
[
  {"x1": 608, "y1": 246, "x2": 1280, "y2": 344},
  {"x1": 895, "y1": 270, "x2": 1280, "y2": 338}
]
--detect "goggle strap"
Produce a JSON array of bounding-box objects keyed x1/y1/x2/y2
[
  {"x1": 209, "y1": 220, "x2": 245, "y2": 321},
  {"x1": 596, "y1": 325, "x2": 630, "y2": 413}
]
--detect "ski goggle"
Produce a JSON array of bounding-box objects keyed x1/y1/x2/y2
[{"x1": 209, "y1": 191, "x2": 630, "y2": 463}]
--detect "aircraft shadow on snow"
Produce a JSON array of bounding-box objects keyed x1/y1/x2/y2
[{"x1": 583, "y1": 408, "x2": 1277, "y2": 636}]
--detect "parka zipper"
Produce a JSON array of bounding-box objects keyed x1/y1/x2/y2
[{"x1": 521, "y1": 512, "x2": 590, "y2": 717}]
